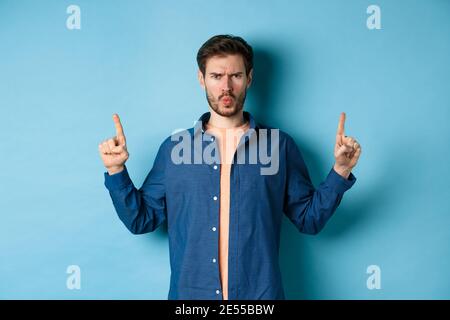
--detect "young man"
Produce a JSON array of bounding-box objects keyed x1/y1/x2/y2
[{"x1": 98, "y1": 35, "x2": 362, "y2": 300}]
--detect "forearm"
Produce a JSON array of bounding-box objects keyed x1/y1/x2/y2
[
  {"x1": 104, "y1": 167, "x2": 164, "y2": 234},
  {"x1": 286, "y1": 167, "x2": 356, "y2": 235}
]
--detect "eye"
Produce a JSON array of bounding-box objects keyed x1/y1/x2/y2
[
  {"x1": 211, "y1": 74, "x2": 221, "y2": 79},
  {"x1": 234, "y1": 74, "x2": 243, "y2": 79}
]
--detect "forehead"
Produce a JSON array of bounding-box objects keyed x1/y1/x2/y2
[{"x1": 205, "y1": 54, "x2": 245, "y2": 73}]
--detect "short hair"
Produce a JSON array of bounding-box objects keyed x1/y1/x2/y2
[{"x1": 196, "y1": 34, "x2": 253, "y2": 76}]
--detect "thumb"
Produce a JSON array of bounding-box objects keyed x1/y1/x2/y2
[
  {"x1": 111, "y1": 144, "x2": 127, "y2": 154},
  {"x1": 335, "y1": 144, "x2": 352, "y2": 158}
]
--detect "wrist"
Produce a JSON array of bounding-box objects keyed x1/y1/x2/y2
[
  {"x1": 107, "y1": 165, "x2": 124, "y2": 175},
  {"x1": 333, "y1": 164, "x2": 351, "y2": 179}
]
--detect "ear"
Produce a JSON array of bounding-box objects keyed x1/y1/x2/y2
[
  {"x1": 246, "y1": 68, "x2": 253, "y2": 89},
  {"x1": 198, "y1": 69, "x2": 205, "y2": 89}
]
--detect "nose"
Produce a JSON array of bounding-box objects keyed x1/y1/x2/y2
[{"x1": 222, "y1": 75, "x2": 233, "y2": 93}]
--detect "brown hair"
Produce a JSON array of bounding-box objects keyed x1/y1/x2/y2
[{"x1": 196, "y1": 34, "x2": 253, "y2": 76}]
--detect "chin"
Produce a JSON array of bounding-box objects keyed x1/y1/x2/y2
[{"x1": 220, "y1": 105, "x2": 237, "y2": 114}]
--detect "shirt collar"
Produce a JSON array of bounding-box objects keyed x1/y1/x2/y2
[{"x1": 194, "y1": 111, "x2": 258, "y2": 138}]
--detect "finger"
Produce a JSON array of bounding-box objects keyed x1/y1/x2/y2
[
  {"x1": 113, "y1": 114, "x2": 126, "y2": 144},
  {"x1": 336, "y1": 133, "x2": 343, "y2": 146},
  {"x1": 336, "y1": 144, "x2": 353, "y2": 158},
  {"x1": 353, "y1": 146, "x2": 362, "y2": 160},
  {"x1": 335, "y1": 145, "x2": 347, "y2": 158},
  {"x1": 107, "y1": 138, "x2": 116, "y2": 150},
  {"x1": 101, "y1": 141, "x2": 112, "y2": 154},
  {"x1": 111, "y1": 144, "x2": 126, "y2": 154},
  {"x1": 98, "y1": 143, "x2": 105, "y2": 154},
  {"x1": 349, "y1": 146, "x2": 357, "y2": 159},
  {"x1": 343, "y1": 136, "x2": 355, "y2": 147},
  {"x1": 337, "y1": 112, "x2": 346, "y2": 136},
  {"x1": 348, "y1": 140, "x2": 359, "y2": 157},
  {"x1": 112, "y1": 136, "x2": 127, "y2": 147}
]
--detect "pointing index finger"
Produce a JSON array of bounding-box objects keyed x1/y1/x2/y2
[
  {"x1": 113, "y1": 114, "x2": 126, "y2": 145},
  {"x1": 337, "y1": 112, "x2": 346, "y2": 136},
  {"x1": 113, "y1": 114, "x2": 124, "y2": 135}
]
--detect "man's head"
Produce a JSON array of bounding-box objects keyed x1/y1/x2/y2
[{"x1": 197, "y1": 35, "x2": 253, "y2": 117}]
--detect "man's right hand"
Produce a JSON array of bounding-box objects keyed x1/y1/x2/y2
[{"x1": 99, "y1": 114, "x2": 129, "y2": 175}]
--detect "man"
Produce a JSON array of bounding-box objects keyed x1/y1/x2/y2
[{"x1": 98, "y1": 35, "x2": 361, "y2": 300}]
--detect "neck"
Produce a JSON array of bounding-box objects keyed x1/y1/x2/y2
[{"x1": 208, "y1": 109, "x2": 245, "y2": 129}]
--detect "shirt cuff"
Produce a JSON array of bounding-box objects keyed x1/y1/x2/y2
[
  {"x1": 325, "y1": 167, "x2": 357, "y2": 194},
  {"x1": 104, "y1": 166, "x2": 133, "y2": 191}
]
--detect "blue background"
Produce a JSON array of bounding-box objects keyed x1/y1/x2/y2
[{"x1": 1, "y1": 0, "x2": 449, "y2": 299}]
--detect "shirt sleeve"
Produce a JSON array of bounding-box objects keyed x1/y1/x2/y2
[
  {"x1": 104, "y1": 141, "x2": 168, "y2": 234},
  {"x1": 283, "y1": 135, "x2": 356, "y2": 235}
]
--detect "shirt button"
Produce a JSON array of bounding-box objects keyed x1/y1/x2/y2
[
  {"x1": 213, "y1": 196, "x2": 218, "y2": 201},
  {"x1": 216, "y1": 290, "x2": 220, "y2": 295},
  {"x1": 213, "y1": 165, "x2": 218, "y2": 170},
  {"x1": 212, "y1": 227, "x2": 216, "y2": 232},
  {"x1": 211, "y1": 137, "x2": 215, "y2": 142},
  {"x1": 212, "y1": 258, "x2": 216, "y2": 263}
]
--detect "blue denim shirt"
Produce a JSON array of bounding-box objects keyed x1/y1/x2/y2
[{"x1": 104, "y1": 111, "x2": 356, "y2": 300}]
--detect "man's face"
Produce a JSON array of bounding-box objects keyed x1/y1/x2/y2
[{"x1": 198, "y1": 54, "x2": 253, "y2": 117}]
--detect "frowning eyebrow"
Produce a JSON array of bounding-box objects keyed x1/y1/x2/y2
[{"x1": 209, "y1": 72, "x2": 244, "y2": 76}]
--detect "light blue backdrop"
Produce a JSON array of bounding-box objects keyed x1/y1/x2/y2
[{"x1": 1, "y1": 0, "x2": 449, "y2": 299}]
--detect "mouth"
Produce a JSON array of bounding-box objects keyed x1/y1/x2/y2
[{"x1": 221, "y1": 96, "x2": 233, "y2": 104}]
